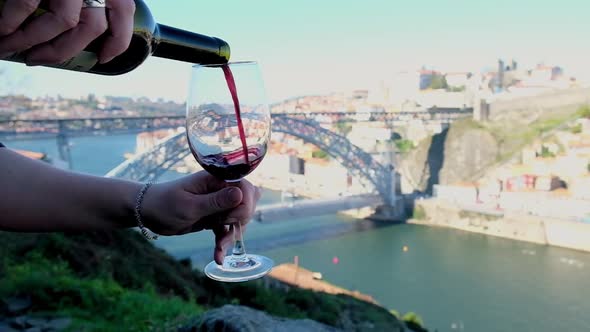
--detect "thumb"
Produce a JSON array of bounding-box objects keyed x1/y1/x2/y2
[{"x1": 199, "y1": 187, "x2": 243, "y2": 215}]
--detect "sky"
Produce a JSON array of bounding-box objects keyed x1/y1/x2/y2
[{"x1": 1, "y1": 0, "x2": 589, "y2": 102}]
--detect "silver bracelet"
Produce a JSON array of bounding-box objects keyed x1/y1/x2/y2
[{"x1": 134, "y1": 182, "x2": 159, "y2": 240}]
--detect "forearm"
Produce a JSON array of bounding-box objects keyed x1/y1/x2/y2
[{"x1": 0, "y1": 148, "x2": 141, "y2": 232}]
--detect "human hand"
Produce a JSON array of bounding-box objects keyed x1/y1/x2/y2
[
  {"x1": 141, "y1": 171, "x2": 262, "y2": 264},
  {"x1": 0, "y1": 0, "x2": 135, "y2": 64}
]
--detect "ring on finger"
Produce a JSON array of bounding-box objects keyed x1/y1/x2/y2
[{"x1": 82, "y1": 0, "x2": 106, "y2": 8}]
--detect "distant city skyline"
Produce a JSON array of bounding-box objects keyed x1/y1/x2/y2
[{"x1": 1, "y1": 0, "x2": 589, "y2": 102}]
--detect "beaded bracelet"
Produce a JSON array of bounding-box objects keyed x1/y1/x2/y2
[{"x1": 134, "y1": 182, "x2": 159, "y2": 240}]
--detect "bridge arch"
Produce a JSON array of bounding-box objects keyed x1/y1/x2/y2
[
  {"x1": 270, "y1": 116, "x2": 391, "y2": 198},
  {"x1": 106, "y1": 115, "x2": 394, "y2": 200}
]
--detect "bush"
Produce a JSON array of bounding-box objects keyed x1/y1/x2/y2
[
  {"x1": 389, "y1": 309, "x2": 400, "y2": 318},
  {"x1": 403, "y1": 312, "x2": 428, "y2": 332},
  {"x1": 540, "y1": 146, "x2": 556, "y2": 158},
  {"x1": 395, "y1": 139, "x2": 415, "y2": 154},
  {"x1": 571, "y1": 124, "x2": 583, "y2": 134},
  {"x1": 428, "y1": 75, "x2": 448, "y2": 90},
  {"x1": 412, "y1": 205, "x2": 427, "y2": 220},
  {"x1": 577, "y1": 105, "x2": 590, "y2": 118}
]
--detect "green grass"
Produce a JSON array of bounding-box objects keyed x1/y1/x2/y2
[{"x1": 0, "y1": 253, "x2": 202, "y2": 332}]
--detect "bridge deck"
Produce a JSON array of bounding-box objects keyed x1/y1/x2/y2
[{"x1": 254, "y1": 195, "x2": 382, "y2": 222}]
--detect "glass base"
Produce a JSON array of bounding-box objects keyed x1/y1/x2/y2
[{"x1": 204, "y1": 254, "x2": 274, "y2": 282}]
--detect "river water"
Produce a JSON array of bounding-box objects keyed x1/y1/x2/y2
[{"x1": 6, "y1": 134, "x2": 590, "y2": 332}]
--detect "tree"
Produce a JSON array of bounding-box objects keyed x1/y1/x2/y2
[
  {"x1": 428, "y1": 75, "x2": 448, "y2": 90},
  {"x1": 334, "y1": 120, "x2": 352, "y2": 137},
  {"x1": 394, "y1": 139, "x2": 414, "y2": 154},
  {"x1": 312, "y1": 150, "x2": 329, "y2": 159}
]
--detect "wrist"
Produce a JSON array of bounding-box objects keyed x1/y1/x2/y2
[
  {"x1": 94, "y1": 177, "x2": 143, "y2": 229},
  {"x1": 122, "y1": 181, "x2": 144, "y2": 228}
]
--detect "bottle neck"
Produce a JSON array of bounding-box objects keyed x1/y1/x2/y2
[{"x1": 152, "y1": 24, "x2": 230, "y2": 65}]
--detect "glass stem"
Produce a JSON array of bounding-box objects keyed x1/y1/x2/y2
[
  {"x1": 231, "y1": 222, "x2": 248, "y2": 260},
  {"x1": 225, "y1": 181, "x2": 248, "y2": 262}
]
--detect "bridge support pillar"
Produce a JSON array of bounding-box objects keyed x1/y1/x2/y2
[
  {"x1": 56, "y1": 134, "x2": 72, "y2": 169},
  {"x1": 373, "y1": 167, "x2": 407, "y2": 222},
  {"x1": 373, "y1": 199, "x2": 407, "y2": 222}
]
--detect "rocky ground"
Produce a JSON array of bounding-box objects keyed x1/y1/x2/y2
[{"x1": 1, "y1": 296, "x2": 71, "y2": 332}]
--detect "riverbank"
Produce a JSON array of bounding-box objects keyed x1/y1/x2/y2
[{"x1": 411, "y1": 199, "x2": 590, "y2": 252}]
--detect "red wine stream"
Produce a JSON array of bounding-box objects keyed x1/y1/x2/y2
[{"x1": 222, "y1": 65, "x2": 249, "y2": 164}]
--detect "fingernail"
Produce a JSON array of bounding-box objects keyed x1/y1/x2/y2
[
  {"x1": 24, "y1": 55, "x2": 42, "y2": 66},
  {"x1": 226, "y1": 187, "x2": 242, "y2": 203},
  {"x1": 99, "y1": 55, "x2": 115, "y2": 64}
]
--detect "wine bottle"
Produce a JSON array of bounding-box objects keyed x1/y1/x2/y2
[{"x1": 0, "y1": 0, "x2": 230, "y2": 75}]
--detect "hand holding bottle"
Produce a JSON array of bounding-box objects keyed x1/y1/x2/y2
[
  {"x1": 0, "y1": 0, "x2": 229, "y2": 75},
  {"x1": 0, "y1": 0, "x2": 136, "y2": 65}
]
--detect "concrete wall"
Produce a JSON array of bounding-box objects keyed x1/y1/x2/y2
[
  {"x1": 476, "y1": 88, "x2": 590, "y2": 122},
  {"x1": 434, "y1": 184, "x2": 590, "y2": 220},
  {"x1": 412, "y1": 199, "x2": 547, "y2": 245},
  {"x1": 412, "y1": 199, "x2": 590, "y2": 253},
  {"x1": 544, "y1": 219, "x2": 590, "y2": 252}
]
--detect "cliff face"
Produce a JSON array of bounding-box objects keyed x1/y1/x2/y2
[
  {"x1": 438, "y1": 124, "x2": 499, "y2": 186},
  {"x1": 400, "y1": 121, "x2": 499, "y2": 193}
]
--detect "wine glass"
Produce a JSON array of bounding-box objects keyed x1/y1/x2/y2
[{"x1": 186, "y1": 61, "x2": 274, "y2": 282}]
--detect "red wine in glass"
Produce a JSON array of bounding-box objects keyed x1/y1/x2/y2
[{"x1": 194, "y1": 146, "x2": 265, "y2": 181}]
